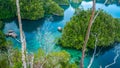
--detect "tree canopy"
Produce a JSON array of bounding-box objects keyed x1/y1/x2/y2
[
  {"x1": 0, "y1": 0, "x2": 16, "y2": 19},
  {"x1": 34, "y1": 50, "x2": 78, "y2": 68},
  {"x1": 43, "y1": 0, "x2": 64, "y2": 16},
  {"x1": 0, "y1": 0, "x2": 65, "y2": 20}
]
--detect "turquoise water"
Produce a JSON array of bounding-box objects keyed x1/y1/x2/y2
[{"x1": 3, "y1": 0, "x2": 120, "y2": 68}]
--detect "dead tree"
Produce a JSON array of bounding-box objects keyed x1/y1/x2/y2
[
  {"x1": 80, "y1": 0, "x2": 96, "y2": 68},
  {"x1": 16, "y1": 0, "x2": 27, "y2": 68}
]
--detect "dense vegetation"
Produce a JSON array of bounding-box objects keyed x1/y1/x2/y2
[
  {"x1": 0, "y1": 21, "x2": 4, "y2": 29},
  {"x1": 20, "y1": 0, "x2": 45, "y2": 20},
  {"x1": 0, "y1": 0, "x2": 65, "y2": 20},
  {"x1": 0, "y1": 49, "x2": 22, "y2": 68},
  {"x1": 0, "y1": 48, "x2": 78, "y2": 68},
  {"x1": 0, "y1": 31, "x2": 7, "y2": 50},
  {"x1": 59, "y1": 10, "x2": 120, "y2": 50},
  {"x1": 0, "y1": 21, "x2": 8, "y2": 50},
  {"x1": 0, "y1": 0, "x2": 16, "y2": 19},
  {"x1": 43, "y1": 0, "x2": 64, "y2": 16},
  {"x1": 34, "y1": 50, "x2": 77, "y2": 68},
  {"x1": 1, "y1": 0, "x2": 119, "y2": 20}
]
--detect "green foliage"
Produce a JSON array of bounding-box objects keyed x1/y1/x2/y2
[
  {"x1": 53, "y1": 0, "x2": 69, "y2": 5},
  {"x1": 34, "y1": 49, "x2": 78, "y2": 68},
  {"x1": 12, "y1": 49, "x2": 22, "y2": 68},
  {"x1": 0, "y1": 0, "x2": 16, "y2": 19},
  {"x1": 20, "y1": 0, "x2": 45, "y2": 20},
  {"x1": 0, "y1": 31, "x2": 7, "y2": 50},
  {"x1": 59, "y1": 10, "x2": 120, "y2": 50},
  {"x1": 0, "y1": 49, "x2": 22, "y2": 68},
  {"x1": 0, "y1": 0, "x2": 64, "y2": 20},
  {"x1": 43, "y1": 0, "x2": 64, "y2": 16},
  {"x1": 0, "y1": 48, "x2": 78, "y2": 68},
  {"x1": 0, "y1": 52, "x2": 9, "y2": 68},
  {"x1": 20, "y1": 0, "x2": 64, "y2": 20},
  {"x1": 0, "y1": 21, "x2": 8, "y2": 50},
  {"x1": 0, "y1": 21, "x2": 4, "y2": 29}
]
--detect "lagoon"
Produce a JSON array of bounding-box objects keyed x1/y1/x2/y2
[{"x1": 3, "y1": 0, "x2": 120, "y2": 68}]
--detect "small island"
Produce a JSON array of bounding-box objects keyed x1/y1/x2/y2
[{"x1": 59, "y1": 9, "x2": 120, "y2": 50}]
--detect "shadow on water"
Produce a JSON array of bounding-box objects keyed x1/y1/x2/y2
[
  {"x1": 51, "y1": 15, "x2": 64, "y2": 23},
  {"x1": 44, "y1": 13, "x2": 64, "y2": 23},
  {"x1": 2, "y1": 17, "x2": 16, "y2": 23},
  {"x1": 15, "y1": 18, "x2": 45, "y2": 32},
  {"x1": 70, "y1": 1, "x2": 82, "y2": 9},
  {"x1": 60, "y1": 5, "x2": 70, "y2": 10}
]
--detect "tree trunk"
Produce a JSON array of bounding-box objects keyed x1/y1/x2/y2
[
  {"x1": 16, "y1": 0, "x2": 27, "y2": 68},
  {"x1": 80, "y1": 0, "x2": 96, "y2": 68},
  {"x1": 30, "y1": 54, "x2": 34, "y2": 68}
]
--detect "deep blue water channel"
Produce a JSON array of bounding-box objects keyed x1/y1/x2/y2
[{"x1": 3, "y1": 0, "x2": 120, "y2": 68}]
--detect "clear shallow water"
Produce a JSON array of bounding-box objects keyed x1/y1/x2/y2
[{"x1": 3, "y1": 0, "x2": 120, "y2": 68}]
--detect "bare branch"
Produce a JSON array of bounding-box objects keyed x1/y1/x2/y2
[
  {"x1": 87, "y1": 35, "x2": 98, "y2": 68},
  {"x1": 105, "y1": 51, "x2": 120, "y2": 68}
]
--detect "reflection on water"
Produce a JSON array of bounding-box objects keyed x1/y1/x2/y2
[
  {"x1": 48, "y1": 15, "x2": 64, "y2": 23},
  {"x1": 70, "y1": 1, "x2": 82, "y2": 8},
  {"x1": 15, "y1": 19, "x2": 45, "y2": 32}
]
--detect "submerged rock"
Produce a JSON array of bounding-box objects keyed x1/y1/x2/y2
[
  {"x1": 57, "y1": 26, "x2": 62, "y2": 32},
  {"x1": 6, "y1": 30, "x2": 17, "y2": 38}
]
